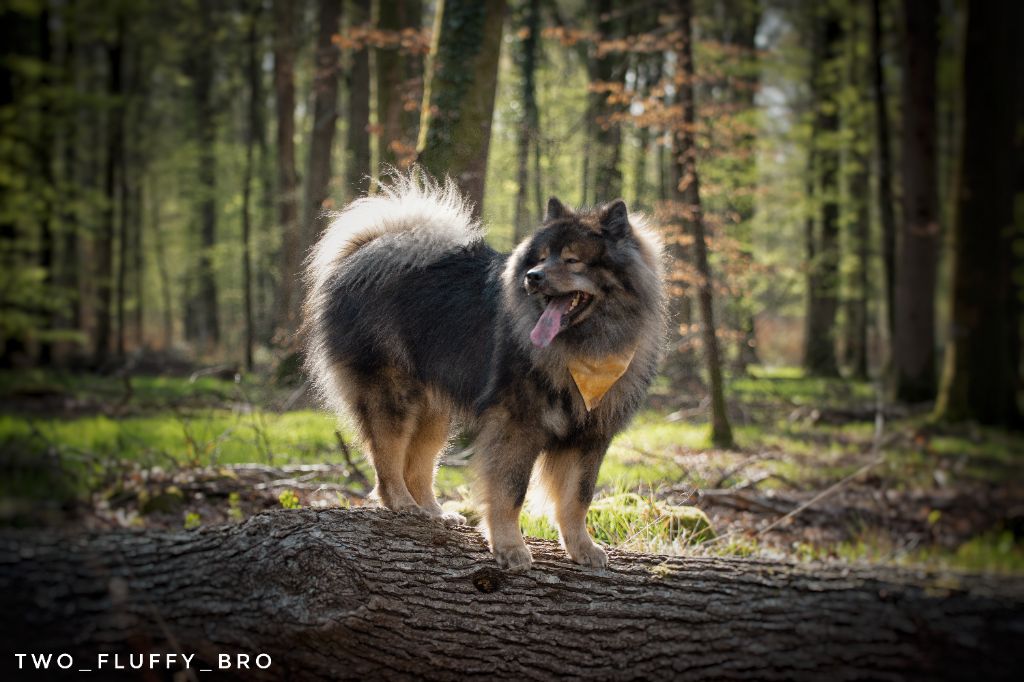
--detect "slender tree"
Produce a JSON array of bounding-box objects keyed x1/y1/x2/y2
[
  {"x1": 376, "y1": 0, "x2": 423, "y2": 168},
  {"x1": 189, "y1": 1, "x2": 219, "y2": 349},
  {"x1": 590, "y1": 0, "x2": 624, "y2": 201},
  {"x1": 870, "y1": 0, "x2": 896, "y2": 356},
  {"x1": 417, "y1": 0, "x2": 507, "y2": 217},
  {"x1": 273, "y1": 0, "x2": 300, "y2": 333},
  {"x1": 934, "y1": 0, "x2": 1022, "y2": 428},
  {"x1": 36, "y1": 7, "x2": 55, "y2": 364},
  {"x1": 894, "y1": 0, "x2": 939, "y2": 402},
  {"x1": 304, "y1": 0, "x2": 343, "y2": 246},
  {"x1": 94, "y1": 17, "x2": 123, "y2": 367},
  {"x1": 241, "y1": 1, "x2": 263, "y2": 371},
  {"x1": 804, "y1": 9, "x2": 842, "y2": 377},
  {"x1": 59, "y1": 0, "x2": 81, "y2": 340},
  {"x1": 846, "y1": 5, "x2": 871, "y2": 380},
  {"x1": 345, "y1": 0, "x2": 370, "y2": 199},
  {"x1": 675, "y1": 0, "x2": 734, "y2": 448},
  {"x1": 513, "y1": 0, "x2": 541, "y2": 241}
]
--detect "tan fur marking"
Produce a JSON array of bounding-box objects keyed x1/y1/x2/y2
[
  {"x1": 538, "y1": 452, "x2": 608, "y2": 567},
  {"x1": 403, "y1": 401, "x2": 451, "y2": 516}
]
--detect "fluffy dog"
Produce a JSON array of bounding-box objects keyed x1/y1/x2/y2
[{"x1": 303, "y1": 173, "x2": 665, "y2": 570}]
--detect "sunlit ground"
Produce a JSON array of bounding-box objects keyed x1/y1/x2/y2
[{"x1": 1, "y1": 367, "x2": 1021, "y2": 575}]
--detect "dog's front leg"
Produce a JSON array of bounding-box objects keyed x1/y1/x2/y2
[
  {"x1": 474, "y1": 415, "x2": 543, "y2": 571},
  {"x1": 540, "y1": 442, "x2": 610, "y2": 568}
]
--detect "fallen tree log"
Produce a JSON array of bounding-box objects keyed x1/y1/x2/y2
[{"x1": 1, "y1": 508, "x2": 1022, "y2": 680}]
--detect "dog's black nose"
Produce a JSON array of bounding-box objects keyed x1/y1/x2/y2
[{"x1": 525, "y1": 268, "x2": 545, "y2": 284}]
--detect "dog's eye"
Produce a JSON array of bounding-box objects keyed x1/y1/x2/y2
[{"x1": 563, "y1": 257, "x2": 580, "y2": 265}]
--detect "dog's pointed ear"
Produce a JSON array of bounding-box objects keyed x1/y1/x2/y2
[
  {"x1": 600, "y1": 199, "x2": 632, "y2": 240},
  {"x1": 545, "y1": 196, "x2": 568, "y2": 222}
]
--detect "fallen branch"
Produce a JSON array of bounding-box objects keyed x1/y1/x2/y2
[{"x1": 1, "y1": 509, "x2": 1021, "y2": 680}]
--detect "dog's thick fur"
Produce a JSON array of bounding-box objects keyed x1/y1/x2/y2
[{"x1": 304, "y1": 173, "x2": 665, "y2": 570}]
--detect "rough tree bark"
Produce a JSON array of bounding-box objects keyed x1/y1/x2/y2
[
  {"x1": 1, "y1": 509, "x2": 1021, "y2": 681},
  {"x1": 675, "y1": 0, "x2": 733, "y2": 449},
  {"x1": 934, "y1": 0, "x2": 1023, "y2": 428},
  {"x1": 894, "y1": 0, "x2": 939, "y2": 403},
  {"x1": 303, "y1": 0, "x2": 344, "y2": 246},
  {"x1": 417, "y1": 0, "x2": 507, "y2": 218}
]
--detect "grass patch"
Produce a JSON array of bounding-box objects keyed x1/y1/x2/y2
[{"x1": 519, "y1": 490, "x2": 715, "y2": 554}]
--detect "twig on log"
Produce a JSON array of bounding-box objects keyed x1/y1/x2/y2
[{"x1": 335, "y1": 430, "x2": 370, "y2": 487}]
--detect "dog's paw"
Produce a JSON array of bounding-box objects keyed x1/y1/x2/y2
[
  {"x1": 493, "y1": 544, "x2": 533, "y2": 572},
  {"x1": 567, "y1": 541, "x2": 608, "y2": 568}
]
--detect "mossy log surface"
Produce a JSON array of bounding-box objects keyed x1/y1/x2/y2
[{"x1": 1, "y1": 508, "x2": 1022, "y2": 680}]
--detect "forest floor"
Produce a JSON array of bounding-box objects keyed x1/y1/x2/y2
[{"x1": 1, "y1": 366, "x2": 1021, "y2": 575}]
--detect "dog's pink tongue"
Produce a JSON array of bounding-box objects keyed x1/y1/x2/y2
[{"x1": 530, "y1": 297, "x2": 572, "y2": 348}]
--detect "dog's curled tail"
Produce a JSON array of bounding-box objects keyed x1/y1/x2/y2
[
  {"x1": 304, "y1": 169, "x2": 480, "y2": 301},
  {"x1": 302, "y1": 169, "x2": 479, "y2": 410}
]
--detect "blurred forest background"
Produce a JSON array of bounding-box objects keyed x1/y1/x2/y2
[{"x1": 0, "y1": 0, "x2": 1021, "y2": 574}]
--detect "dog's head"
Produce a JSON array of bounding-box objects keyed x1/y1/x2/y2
[{"x1": 510, "y1": 196, "x2": 664, "y2": 352}]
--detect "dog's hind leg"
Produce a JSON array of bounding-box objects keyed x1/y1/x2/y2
[
  {"x1": 353, "y1": 379, "x2": 424, "y2": 513},
  {"x1": 538, "y1": 443, "x2": 610, "y2": 568},
  {"x1": 404, "y1": 399, "x2": 464, "y2": 523}
]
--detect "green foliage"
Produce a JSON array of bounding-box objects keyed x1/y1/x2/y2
[
  {"x1": 227, "y1": 491, "x2": 243, "y2": 521},
  {"x1": 183, "y1": 510, "x2": 201, "y2": 529},
  {"x1": 278, "y1": 489, "x2": 300, "y2": 510}
]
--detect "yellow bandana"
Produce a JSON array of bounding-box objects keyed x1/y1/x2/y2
[{"x1": 567, "y1": 347, "x2": 637, "y2": 411}]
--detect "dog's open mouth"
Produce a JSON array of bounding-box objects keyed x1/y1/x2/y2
[{"x1": 529, "y1": 291, "x2": 593, "y2": 348}]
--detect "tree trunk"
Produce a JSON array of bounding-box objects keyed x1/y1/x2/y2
[
  {"x1": 513, "y1": 0, "x2": 540, "y2": 241},
  {"x1": 847, "y1": 6, "x2": 871, "y2": 381},
  {"x1": 149, "y1": 177, "x2": 173, "y2": 350},
  {"x1": 417, "y1": 0, "x2": 507, "y2": 218},
  {"x1": 804, "y1": 12, "x2": 842, "y2": 378},
  {"x1": 189, "y1": 2, "x2": 219, "y2": 350},
  {"x1": 934, "y1": 0, "x2": 1022, "y2": 428},
  {"x1": 116, "y1": 44, "x2": 130, "y2": 359},
  {"x1": 241, "y1": 1, "x2": 262, "y2": 372},
  {"x1": 1, "y1": 509, "x2": 1021, "y2": 680},
  {"x1": 304, "y1": 0, "x2": 343, "y2": 247},
  {"x1": 345, "y1": 0, "x2": 371, "y2": 200},
  {"x1": 590, "y1": 0, "x2": 624, "y2": 201},
  {"x1": 36, "y1": 8, "x2": 55, "y2": 365},
  {"x1": 675, "y1": 0, "x2": 733, "y2": 449},
  {"x1": 273, "y1": 0, "x2": 300, "y2": 335},
  {"x1": 894, "y1": 0, "x2": 939, "y2": 403},
  {"x1": 59, "y1": 1, "x2": 81, "y2": 342},
  {"x1": 376, "y1": 0, "x2": 423, "y2": 169},
  {"x1": 132, "y1": 172, "x2": 144, "y2": 349},
  {"x1": 93, "y1": 20, "x2": 123, "y2": 368},
  {"x1": 871, "y1": 0, "x2": 896, "y2": 362},
  {"x1": 849, "y1": 158, "x2": 871, "y2": 380}
]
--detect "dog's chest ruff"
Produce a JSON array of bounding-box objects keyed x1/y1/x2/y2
[{"x1": 567, "y1": 347, "x2": 637, "y2": 411}]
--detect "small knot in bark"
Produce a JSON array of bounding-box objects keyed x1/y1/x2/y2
[{"x1": 470, "y1": 567, "x2": 503, "y2": 593}]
